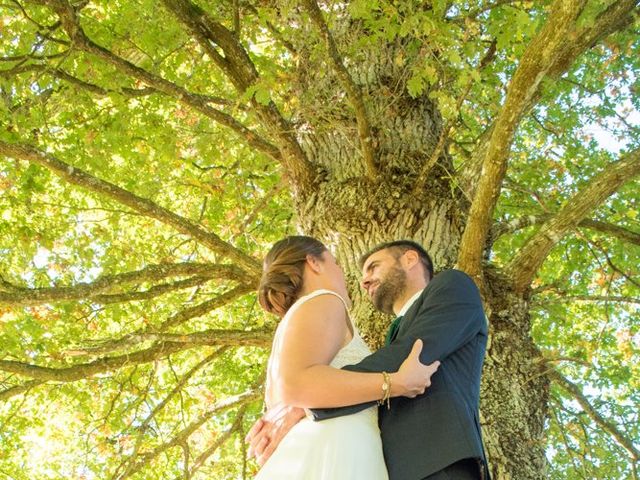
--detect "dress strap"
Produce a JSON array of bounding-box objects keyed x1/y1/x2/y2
[
  {"x1": 297, "y1": 289, "x2": 348, "y2": 309},
  {"x1": 295, "y1": 289, "x2": 356, "y2": 334}
]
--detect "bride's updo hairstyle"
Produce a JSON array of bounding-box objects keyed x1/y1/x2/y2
[{"x1": 258, "y1": 236, "x2": 327, "y2": 318}]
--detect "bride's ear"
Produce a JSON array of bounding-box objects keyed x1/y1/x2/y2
[{"x1": 305, "y1": 254, "x2": 323, "y2": 274}]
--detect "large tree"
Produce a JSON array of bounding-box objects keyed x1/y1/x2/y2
[{"x1": 1, "y1": 1, "x2": 639, "y2": 478}]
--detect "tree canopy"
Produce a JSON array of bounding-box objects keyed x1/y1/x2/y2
[{"x1": 1, "y1": 1, "x2": 639, "y2": 479}]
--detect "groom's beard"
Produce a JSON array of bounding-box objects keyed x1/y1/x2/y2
[{"x1": 372, "y1": 264, "x2": 407, "y2": 315}]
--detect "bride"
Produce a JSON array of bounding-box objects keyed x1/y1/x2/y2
[{"x1": 252, "y1": 236, "x2": 439, "y2": 479}]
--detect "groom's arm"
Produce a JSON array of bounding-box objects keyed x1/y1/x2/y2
[{"x1": 311, "y1": 270, "x2": 486, "y2": 420}]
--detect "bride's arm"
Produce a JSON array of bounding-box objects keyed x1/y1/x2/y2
[{"x1": 274, "y1": 295, "x2": 437, "y2": 409}]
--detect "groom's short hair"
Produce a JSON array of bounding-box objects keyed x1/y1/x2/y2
[{"x1": 360, "y1": 240, "x2": 433, "y2": 280}]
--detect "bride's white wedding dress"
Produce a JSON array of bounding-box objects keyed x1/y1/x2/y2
[{"x1": 255, "y1": 289, "x2": 388, "y2": 480}]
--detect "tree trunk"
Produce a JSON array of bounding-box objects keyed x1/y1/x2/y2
[
  {"x1": 255, "y1": 15, "x2": 548, "y2": 480},
  {"x1": 482, "y1": 272, "x2": 550, "y2": 479},
  {"x1": 283, "y1": 22, "x2": 550, "y2": 477}
]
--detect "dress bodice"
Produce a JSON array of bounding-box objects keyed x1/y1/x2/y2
[{"x1": 283, "y1": 289, "x2": 372, "y2": 368}]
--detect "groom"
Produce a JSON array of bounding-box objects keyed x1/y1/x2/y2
[{"x1": 248, "y1": 240, "x2": 490, "y2": 480}]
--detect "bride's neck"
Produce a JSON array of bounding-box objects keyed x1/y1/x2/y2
[{"x1": 299, "y1": 278, "x2": 332, "y2": 297}]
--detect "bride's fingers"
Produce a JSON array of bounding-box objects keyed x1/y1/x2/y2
[
  {"x1": 258, "y1": 439, "x2": 279, "y2": 465},
  {"x1": 248, "y1": 428, "x2": 268, "y2": 456},
  {"x1": 245, "y1": 418, "x2": 265, "y2": 442},
  {"x1": 250, "y1": 434, "x2": 270, "y2": 458}
]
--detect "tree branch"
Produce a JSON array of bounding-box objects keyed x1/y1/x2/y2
[
  {"x1": 0, "y1": 329, "x2": 270, "y2": 382},
  {"x1": 67, "y1": 327, "x2": 272, "y2": 358},
  {"x1": 160, "y1": 0, "x2": 256, "y2": 90},
  {"x1": 492, "y1": 215, "x2": 640, "y2": 246},
  {"x1": 158, "y1": 283, "x2": 255, "y2": 330},
  {"x1": 0, "y1": 62, "x2": 234, "y2": 105},
  {"x1": 546, "y1": 0, "x2": 640, "y2": 82},
  {"x1": 37, "y1": 0, "x2": 282, "y2": 161},
  {"x1": 230, "y1": 180, "x2": 286, "y2": 241},
  {"x1": 0, "y1": 63, "x2": 153, "y2": 96},
  {"x1": 506, "y1": 148, "x2": 640, "y2": 292},
  {"x1": 457, "y1": 0, "x2": 588, "y2": 279},
  {"x1": 579, "y1": 218, "x2": 640, "y2": 246},
  {"x1": 549, "y1": 369, "x2": 640, "y2": 462},
  {"x1": 244, "y1": 4, "x2": 297, "y2": 55},
  {"x1": 0, "y1": 262, "x2": 246, "y2": 307},
  {"x1": 0, "y1": 380, "x2": 44, "y2": 402},
  {"x1": 302, "y1": 0, "x2": 377, "y2": 179},
  {"x1": 0, "y1": 141, "x2": 261, "y2": 276},
  {"x1": 117, "y1": 387, "x2": 260, "y2": 479},
  {"x1": 0, "y1": 342, "x2": 191, "y2": 382},
  {"x1": 186, "y1": 404, "x2": 248, "y2": 477},
  {"x1": 89, "y1": 276, "x2": 215, "y2": 304},
  {"x1": 64, "y1": 284, "x2": 257, "y2": 357},
  {"x1": 534, "y1": 291, "x2": 640, "y2": 306},
  {"x1": 159, "y1": 0, "x2": 314, "y2": 186},
  {"x1": 111, "y1": 348, "x2": 228, "y2": 480}
]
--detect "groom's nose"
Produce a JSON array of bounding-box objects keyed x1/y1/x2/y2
[{"x1": 360, "y1": 274, "x2": 371, "y2": 291}]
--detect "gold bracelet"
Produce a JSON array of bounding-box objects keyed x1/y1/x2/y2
[{"x1": 378, "y1": 371, "x2": 392, "y2": 410}]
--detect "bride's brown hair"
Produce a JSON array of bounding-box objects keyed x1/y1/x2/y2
[{"x1": 258, "y1": 236, "x2": 327, "y2": 317}]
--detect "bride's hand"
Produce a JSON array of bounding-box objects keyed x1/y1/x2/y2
[{"x1": 392, "y1": 339, "x2": 440, "y2": 398}]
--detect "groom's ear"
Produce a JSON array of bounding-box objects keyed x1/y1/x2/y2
[{"x1": 402, "y1": 249, "x2": 420, "y2": 270}]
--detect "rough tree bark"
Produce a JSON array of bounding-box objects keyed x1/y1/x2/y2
[{"x1": 272, "y1": 10, "x2": 552, "y2": 479}]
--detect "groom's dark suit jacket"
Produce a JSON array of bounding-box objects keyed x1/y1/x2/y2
[{"x1": 312, "y1": 270, "x2": 490, "y2": 480}]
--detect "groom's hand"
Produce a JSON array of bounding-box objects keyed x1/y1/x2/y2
[
  {"x1": 245, "y1": 404, "x2": 306, "y2": 466},
  {"x1": 393, "y1": 339, "x2": 440, "y2": 398}
]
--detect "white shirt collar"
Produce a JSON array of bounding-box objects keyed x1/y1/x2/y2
[{"x1": 396, "y1": 289, "x2": 424, "y2": 317}]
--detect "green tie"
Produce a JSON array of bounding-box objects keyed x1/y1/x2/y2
[{"x1": 385, "y1": 315, "x2": 403, "y2": 346}]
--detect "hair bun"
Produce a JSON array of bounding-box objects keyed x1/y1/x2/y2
[
  {"x1": 258, "y1": 236, "x2": 327, "y2": 317},
  {"x1": 259, "y1": 267, "x2": 302, "y2": 316}
]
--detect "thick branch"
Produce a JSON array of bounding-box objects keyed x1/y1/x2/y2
[
  {"x1": 547, "y1": 0, "x2": 640, "y2": 81},
  {"x1": 159, "y1": 0, "x2": 314, "y2": 186},
  {"x1": 0, "y1": 262, "x2": 245, "y2": 307},
  {"x1": 457, "y1": 0, "x2": 587, "y2": 278},
  {"x1": 549, "y1": 369, "x2": 640, "y2": 461},
  {"x1": 579, "y1": 218, "x2": 640, "y2": 246},
  {"x1": 0, "y1": 63, "x2": 233, "y2": 105},
  {"x1": 0, "y1": 380, "x2": 44, "y2": 402},
  {"x1": 492, "y1": 215, "x2": 640, "y2": 246},
  {"x1": 0, "y1": 141, "x2": 261, "y2": 276},
  {"x1": 534, "y1": 292, "x2": 640, "y2": 306},
  {"x1": 70, "y1": 284, "x2": 256, "y2": 356},
  {"x1": 302, "y1": 0, "x2": 377, "y2": 178},
  {"x1": 160, "y1": 0, "x2": 256, "y2": 90},
  {"x1": 506, "y1": 148, "x2": 640, "y2": 292},
  {"x1": 0, "y1": 329, "x2": 270, "y2": 382}
]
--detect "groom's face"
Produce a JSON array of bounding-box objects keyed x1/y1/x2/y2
[{"x1": 361, "y1": 248, "x2": 408, "y2": 315}]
